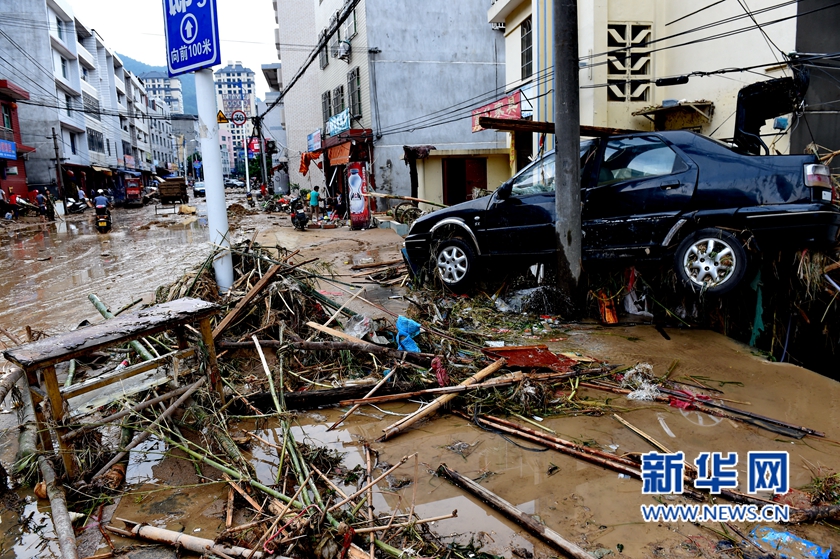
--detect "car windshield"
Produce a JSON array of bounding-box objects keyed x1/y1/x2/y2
[{"x1": 509, "y1": 141, "x2": 596, "y2": 197}]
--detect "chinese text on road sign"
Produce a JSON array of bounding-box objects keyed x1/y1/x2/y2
[{"x1": 163, "y1": 0, "x2": 221, "y2": 77}]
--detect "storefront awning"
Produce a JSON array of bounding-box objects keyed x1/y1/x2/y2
[
  {"x1": 327, "y1": 142, "x2": 352, "y2": 166},
  {"x1": 91, "y1": 165, "x2": 112, "y2": 175}
]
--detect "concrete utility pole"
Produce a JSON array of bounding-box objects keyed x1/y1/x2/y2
[
  {"x1": 195, "y1": 68, "x2": 233, "y2": 291},
  {"x1": 553, "y1": 0, "x2": 582, "y2": 303},
  {"x1": 256, "y1": 117, "x2": 269, "y2": 192},
  {"x1": 52, "y1": 127, "x2": 67, "y2": 208}
]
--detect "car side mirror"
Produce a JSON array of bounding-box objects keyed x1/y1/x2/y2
[{"x1": 496, "y1": 182, "x2": 512, "y2": 201}]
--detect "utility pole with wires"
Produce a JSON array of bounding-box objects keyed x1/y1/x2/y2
[
  {"x1": 51, "y1": 127, "x2": 67, "y2": 208},
  {"x1": 553, "y1": 0, "x2": 583, "y2": 313},
  {"x1": 254, "y1": 116, "x2": 269, "y2": 193}
]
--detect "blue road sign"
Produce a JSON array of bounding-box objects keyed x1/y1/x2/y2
[{"x1": 163, "y1": 0, "x2": 221, "y2": 77}]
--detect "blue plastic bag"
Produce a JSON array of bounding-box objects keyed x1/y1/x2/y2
[
  {"x1": 750, "y1": 526, "x2": 831, "y2": 559},
  {"x1": 396, "y1": 316, "x2": 421, "y2": 353}
]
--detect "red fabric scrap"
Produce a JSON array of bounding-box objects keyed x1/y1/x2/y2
[{"x1": 431, "y1": 356, "x2": 449, "y2": 387}]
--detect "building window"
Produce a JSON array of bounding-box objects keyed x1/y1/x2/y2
[
  {"x1": 83, "y1": 92, "x2": 101, "y2": 121},
  {"x1": 2, "y1": 105, "x2": 11, "y2": 129},
  {"x1": 61, "y1": 57, "x2": 68, "y2": 79},
  {"x1": 342, "y1": 9, "x2": 357, "y2": 40},
  {"x1": 332, "y1": 85, "x2": 345, "y2": 115},
  {"x1": 606, "y1": 22, "x2": 652, "y2": 102},
  {"x1": 65, "y1": 94, "x2": 72, "y2": 116},
  {"x1": 347, "y1": 67, "x2": 361, "y2": 118},
  {"x1": 319, "y1": 31, "x2": 329, "y2": 69},
  {"x1": 107, "y1": 138, "x2": 111, "y2": 156},
  {"x1": 520, "y1": 16, "x2": 532, "y2": 80},
  {"x1": 69, "y1": 132, "x2": 76, "y2": 155},
  {"x1": 82, "y1": 67, "x2": 89, "y2": 82},
  {"x1": 321, "y1": 90, "x2": 331, "y2": 126},
  {"x1": 55, "y1": 17, "x2": 63, "y2": 40},
  {"x1": 329, "y1": 30, "x2": 340, "y2": 58},
  {"x1": 87, "y1": 128, "x2": 105, "y2": 153}
]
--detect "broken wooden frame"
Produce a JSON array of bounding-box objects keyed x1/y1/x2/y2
[{"x1": 2, "y1": 297, "x2": 222, "y2": 478}]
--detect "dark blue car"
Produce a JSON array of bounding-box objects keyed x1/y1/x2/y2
[{"x1": 403, "y1": 130, "x2": 840, "y2": 294}]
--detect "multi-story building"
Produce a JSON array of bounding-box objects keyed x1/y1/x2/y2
[
  {"x1": 261, "y1": 62, "x2": 288, "y2": 193},
  {"x1": 487, "y1": 0, "x2": 840, "y2": 162},
  {"x1": 214, "y1": 61, "x2": 256, "y2": 174},
  {"x1": 274, "y1": 0, "x2": 325, "y2": 189},
  {"x1": 138, "y1": 71, "x2": 184, "y2": 114},
  {"x1": 219, "y1": 130, "x2": 233, "y2": 177},
  {"x1": 0, "y1": 80, "x2": 36, "y2": 201},
  {"x1": 274, "y1": 0, "x2": 507, "y2": 208},
  {"x1": 171, "y1": 114, "x2": 199, "y2": 178},
  {"x1": 148, "y1": 97, "x2": 177, "y2": 173},
  {"x1": 0, "y1": 0, "x2": 173, "y2": 203}
]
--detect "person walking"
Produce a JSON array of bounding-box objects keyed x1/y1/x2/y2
[
  {"x1": 8, "y1": 191, "x2": 19, "y2": 219},
  {"x1": 35, "y1": 190, "x2": 47, "y2": 222},
  {"x1": 309, "y1": 186, "x2": 320, "y2": 221}
]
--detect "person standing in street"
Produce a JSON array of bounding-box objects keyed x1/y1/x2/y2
[
  {"x1": 35, "y1": 190, "x2": 47, "y2": 222},
  {"x1": 0, "y1": 187, "x2": 8, "y2": 219},
  {"x1": 8, "y1": 191, "x2": 19, "y2": 219},
  {"x1": 310, "y1": 186, "x2": 320, "y2": 221},
  {"x1": 77, "y1": 186, "x2": 89, "y2": 206}
]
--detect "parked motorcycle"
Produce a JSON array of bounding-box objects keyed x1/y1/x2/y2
[
  {"x1": 95, "y1": 205, "x2": 112, "y2": 234},
  {"x1": 65, "y1": 197, "x2": 88, "y2": 214},
  {"x1": 290, "y1": 197, "x2": 309, "y2": 231}
]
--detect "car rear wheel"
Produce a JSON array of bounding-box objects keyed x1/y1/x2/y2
[
  {"x1": 674, "y1": 228, "x2": 746, "y2": 295},
  {"x1": 435, "y1": 238, "x2": 475, "y2": 292}
]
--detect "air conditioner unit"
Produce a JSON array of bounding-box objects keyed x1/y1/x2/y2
[
  {"x1": 491, "y1": 22, "x2": 505, "y2": 31},
  {"x1": 337, "y1": 41, "x2": 351, "y2": 62}
]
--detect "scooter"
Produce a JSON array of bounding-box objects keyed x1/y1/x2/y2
[
  {"x1": 95, "y1": 205, "x2": 112, "y2": 233},
  {"x1": 65, "y1": 197, "x2": 88, "y2": 214},
  {"x1": 290, "y1": 197, "x2": 309, "y2": 231}
]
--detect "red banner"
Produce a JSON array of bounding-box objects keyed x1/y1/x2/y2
[
  {"x1": 347, "y1": 161, "x2": 370, "y2": 229},
  {"x1": 471, "y1": 90, "x2": 521, "y2": 132}
]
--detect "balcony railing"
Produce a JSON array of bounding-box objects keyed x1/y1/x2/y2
[{"x1": 0, "y1": 127, "x2": 14, "y2": 142}]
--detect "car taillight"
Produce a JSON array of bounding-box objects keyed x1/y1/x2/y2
[{"x1": 804, "y1": 163, "x2": 831, "y2": 188}]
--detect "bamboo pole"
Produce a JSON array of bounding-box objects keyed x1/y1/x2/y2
[
  {"x1": 0, "y1": 365, "x2": 23, "y2": 404},
  {"x1": 91, "y1": 378, "x2": 205, "y2": 479},
  {"x1": 61, "y1": 384, "x2": 193, "y2": 441},
  {"x1": 14, "y1": 375, "x2": 38, "y2": 478},
  {"x1": 105, "y1": 518, "x2": 268, "y2": 558},
  {"x1": 88, "y1": 294, "x2": 154, "y2": 361},
  {"x1": 353, "y1": 511, "x2": 458, "y2": 534},
  {"x1": 378, "y1": 359, "x2": 506, "y2": 441},
  {"x1": 328, "y1": 368, "x2": 398, "y2": 431},
  {"x1": 328, "y1": 454, "x2": 415, "y2": 512},
  {"x1": 437, "y1": 464, "x2": 591, "y2": 559},
  {"x1": 38, "y1": 456, "x2": 79, "y2": 559}
]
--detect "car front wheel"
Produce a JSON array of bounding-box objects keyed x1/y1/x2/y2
[
  {"x1": 674, "y1": 228, "x2": 747, "y2": 295},
  {"x1": 435, "y1": 238, "x2": 475, "y2": 292}
]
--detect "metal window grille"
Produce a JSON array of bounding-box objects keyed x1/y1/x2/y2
[
  {"x1": 606, "y1": 22, "x2": 652, "y2": 102},
  {"x1": 347, "y1": 67, "x2": 361, "y2": 118},
  {"x1": 329, "y1": 31, "x2": 340, "y2": 58},
  {"x1": 332, "y1": 85, "x2": 345, "y2": 115},
  {"x1": 342, "y1": 9, "x2": 357, "y2": 40},
  {"x1": 83, "y1": 92, "x2": 101, "y2": 121},
  {"x1": 319, "y1": 31, "x2": 329, "y2": 69},
  {"x1": 322, "y1": 90, "x2": 332, "y2": 126},
  {"x1": 86, "y1": 128, "x2": 104, "y2": 153},
  {"x1": 521, "y1": 16, "x2": 532, "y2": 80}
]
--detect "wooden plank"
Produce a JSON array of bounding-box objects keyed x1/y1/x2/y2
[
  {"x1": 3, "y1": 298, "x2": 217, "y2": 371},
  {"x1": 477, "y1": 116, "x2": 638, "y2": 138},
  {"x1": 200, "y1": 317, "x2": 225, "y2": 403},
  {"x1": 60, "y1": 348, "x2": 194, "y2": 400},
  {"x1": 306, "y1": 321, "x2": 367, "y2": 344},
  {"x1": 42, "y1": 364, "x2": 76, "y2": 477},
  {"x1": 350, "y1": 259, "x2": 403, "y2": 271},
  {"x1": 212, "y1": 264, "x2": 284, "y2": 338}
]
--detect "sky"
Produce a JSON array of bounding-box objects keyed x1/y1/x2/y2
[{"x1": 68, "y1": 0, "x2": 279, "y2": 97}]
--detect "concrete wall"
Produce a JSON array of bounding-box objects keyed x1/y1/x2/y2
[
  {"x1": 365, "y1": 0, "x2": 507, "y2": 198},
  {"x1": 275, "y1": 0, "x2": 325, "y2": 189},
  {"x1": 418, "y1": 151, "x2": 510, "y2": 210}
]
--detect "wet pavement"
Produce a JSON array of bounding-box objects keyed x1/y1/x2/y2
[{"x1": 1, "y1": 198, "x2": 839, "y2": 558}]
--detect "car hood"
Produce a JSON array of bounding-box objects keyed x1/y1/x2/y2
[{"x1": 409, "y1": 194, "x2": 491, "y2": 235}]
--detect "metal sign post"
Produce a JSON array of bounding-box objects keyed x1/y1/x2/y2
[{"x1": 163, "y1": 0, "x2": 232, "y2": 292}]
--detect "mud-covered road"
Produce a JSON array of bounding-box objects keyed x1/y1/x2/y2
[{"x1": 1, "y1": 196, "x2": 839, "y2": 559}]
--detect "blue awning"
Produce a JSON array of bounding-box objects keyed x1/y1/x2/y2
[{"x1": 119, "y1": 169, "x2": 141, "y2": 177}]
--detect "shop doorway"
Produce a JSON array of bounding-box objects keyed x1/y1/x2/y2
[{"x1": 442, "y1": 158, "x2": 487, "y2": 206}]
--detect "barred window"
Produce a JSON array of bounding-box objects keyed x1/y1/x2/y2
[
  {"x1": 329, "y1": 31, "x2": 340, "y2": 58},
  {"x1": 332, "y1": 85, "x2": 345, "y2": 115},
  {"x1": 321, "y1": 90, "x2": 332, "y2": 126},
  {"x1": 347, "y1": 67, "x2": 361, "y2": 118},
  {"x1": 319, "y1": 31, "x2": 329, "y2": 69},
  {"x1": 342, "y1": 10, "x2": 357, "y2": 40},
  {"x1": 606, "y1": 23, "x2": 651, "y2": 102},
  {"x1": 521, "y1": 16, "x2": 532, "y2": 80},
  {"x1": 86, "y1": 128, "x2": 104, "y2": 153}
]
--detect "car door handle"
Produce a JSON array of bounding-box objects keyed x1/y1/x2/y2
[{"x1": 659, "y1": 182, "x2": 681, "y2": 190}]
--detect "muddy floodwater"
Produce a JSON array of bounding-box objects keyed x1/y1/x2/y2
[{"x1": 1, "y1": 201, "x2": 839, "y2": 558}]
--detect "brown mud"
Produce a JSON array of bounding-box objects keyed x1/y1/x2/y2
[{"x1": 1, "y1": 193, "x2": 839, "y2": 558}]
